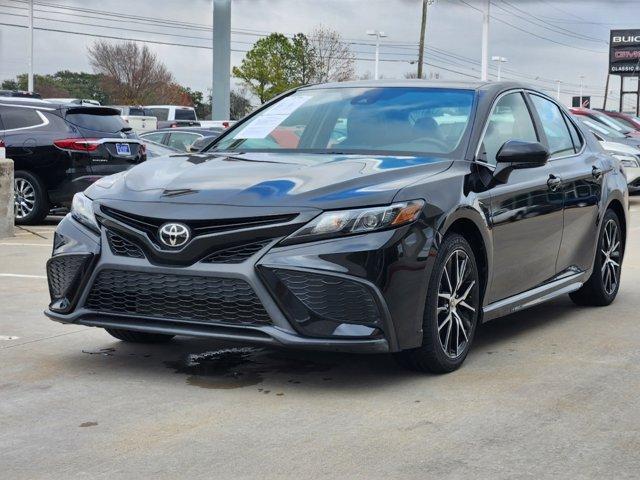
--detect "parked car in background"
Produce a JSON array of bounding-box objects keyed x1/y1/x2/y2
[
  {"x1": 199, "y1": 120, "x2": 237, "y2": 129},
  {"x1": 0, "y1": 98, "x2": 145, "y2": 224},
  {"x1": 574, "y1": 116, "x2": 640, "y2": 148},
  {"x1": 45, "y1": 98, "x2": 101, "y2": 107},
  {"x1": 140, "y1": 127, "x2": 223, "y2": 152},
  {"x1": 110, "y1": 106, "x2": 157, "y2": 133},
  {"x1": 144, "y1": 105, "x2": 200, "y2": 128},
  {"x1": 0, "y1": 90, "x2": 42, "y2": 99},
  {"x1": 47, "y1": 81, "x2": 628, "y2": 374},
  {"x1": 140, "y1": 139, "x2": 182, "y2": 159},
  {"x1": 598, "y1": 110, "x2": 640, "y2": 132},
  {"x1": 598, "y1": 139, "x2": 640, "y2": 192},
  {"x1": 571, "y1": 107, "x2": 640, "y2": 138}
]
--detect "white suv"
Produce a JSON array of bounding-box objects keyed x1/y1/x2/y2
[{"x1": 144, "y1": 105, "x2": 200, "y2": 129}]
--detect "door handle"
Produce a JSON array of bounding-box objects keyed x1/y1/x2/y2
[
  {"x1": 547, "y1": 174, "x2": 562, "y2": 191},
  {"x1": 592, "y1": 166, "x2": 603, "y2": 179}
]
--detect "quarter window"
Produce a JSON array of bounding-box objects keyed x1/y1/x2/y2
[
  {"x1": 530, "y1": 95, "x2": 575, "y2": 158},
  {"x1": 564, "y1": 114, "x2": 583, "y2": 152},
  {"x1": 479, "y1": 92, "x2": 538, "y2": 165},
  {"x1": 0, "y1": 107, "x2": 44, "y2": 130}
]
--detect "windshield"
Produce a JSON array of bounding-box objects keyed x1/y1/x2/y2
[
  {"x1": 580, "y1": 118, "x2": 626, "y2": 138},
  {"x1": 212, "y1": 87, "x2": 475, "y2": 156},
  {"x1": 65, "y1": 110, "x2": 128, "y2": 133},
  {"x1": 593, "y1": 112, "x2": 631, "y2": 133}
]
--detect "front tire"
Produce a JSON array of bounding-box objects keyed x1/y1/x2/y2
[
  {"x1": 105, "y1": 328, "x2": 175, "y2": 343},
  {"x1": 570, "y1": 209, "x2": 623, "y2": 306},
  {"x1": 395, "y1": 234, "x2": 481, "y2": 373},
  {"x1": 14, "y1": 171, "x2": 49, "y2": 225}
]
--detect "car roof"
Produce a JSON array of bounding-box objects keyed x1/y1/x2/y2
[
  {"x1": 300, "y1": 79, "x2": 532, "y2": 92},
  {"x1": 145, "y1": 127, "x2": 222, "y2": 134}
]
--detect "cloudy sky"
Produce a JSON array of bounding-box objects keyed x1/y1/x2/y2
[{"x1": 1, "y1": 0, "x2": 639, "y2": 108}]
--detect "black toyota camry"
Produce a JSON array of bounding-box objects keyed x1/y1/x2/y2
[{"x1": 45, "y1": 81, "x2": 629, "y2": 373}]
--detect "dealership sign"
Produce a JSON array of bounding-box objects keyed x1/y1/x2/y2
[{"x1": 610, "y1": 30, "x2": 640, "y2": 75}]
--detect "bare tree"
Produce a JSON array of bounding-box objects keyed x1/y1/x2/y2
[
  {"x1": 308, "y1": 26, "x2": 355, "y2": 83},
  {"x1": 87, "y1": 40, "x2": 174, "y2": 104}
]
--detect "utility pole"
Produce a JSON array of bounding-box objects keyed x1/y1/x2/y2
[
  {"x1": 212, "y1": 0, "x2": 231, "y2": 120},
  {"x1": 367, "y1": 30, "x2": 387, "y2": 80},
  {"x1": 27, "y1": 0, "x2": 34, "y2": 92},
  {"x1": 417, "y1": 0, "x2": 429, "y2": 80},
  {"x1": 579, "y1": 75, "x2": 585, "y2": 107},
  {"x1": 480, "y1": 0, "x2": 490, "y2": 81},
  {"x1": 556, "y1": 80, "x2": 561, "y2": 101}
]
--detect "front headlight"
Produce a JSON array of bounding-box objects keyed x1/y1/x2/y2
[
  {"x1": 284, "y1": 199, "x2": 425, "y2": 244},
  {"x1": 71, "y1": 192, "x2": 99, "y2": 232},
  {"x1": 610, "y1": 152, "x2": 640, "y2": 168}
]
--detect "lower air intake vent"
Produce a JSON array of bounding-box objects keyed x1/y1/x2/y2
[
  {"x1": 272, "y1": 269, "x2": 381, "y2": 326},
  {"x1": 201, "y1": 240, "x2": 271, "y2": 264},
  {"x1": 47, "y1": 254, "x2": 90, "y2": 300},
  {"x1": 85, "y1": 270, "x2": 271, "y2": 325},
  {"x1": 106, "y1": 230, "x2": 145, "y2": 258}
]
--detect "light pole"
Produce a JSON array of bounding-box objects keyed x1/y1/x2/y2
[
  {"x1": 27, "y1": 0, "x2": 34, "y2": 92},
  {"x1": 491, "y1": 56, "x2": 507, "y2": 81},
  {"x1": 212, "y1": 0, "x2": 231, "y2": 120},
  {"x1": 556, "y1": 80, "x2": 561, "y2": 101},
  {"x1": 366, "y1": 29, "x2": 387, "y2": 80},
  {"x1": 480, "y1": 0, "x2": 490, "y2": 81},
  {"x1": 579, "y1": 75, "x2": 585, "y2": 107}
]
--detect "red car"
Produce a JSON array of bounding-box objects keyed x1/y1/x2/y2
[
  {"x1": 570, "y1": 107, "x2": 640, "y2": 138},
  {"x1": 599, "y1": 110, "x2": 640, "y2": 131}
]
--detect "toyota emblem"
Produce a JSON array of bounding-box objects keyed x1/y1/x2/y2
[{"x1": 158, "y1": 223, "x2": 190, "y2": 248}]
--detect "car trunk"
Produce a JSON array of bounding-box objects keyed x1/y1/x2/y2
[{"x1": 63, "y1": 107, "x2": 146, "y2": 175}]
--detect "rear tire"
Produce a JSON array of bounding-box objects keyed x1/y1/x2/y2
[
  {"x1": 14, "y1": 170, "x2": 49, "y2": 225},
  {"x1": 105, "y1": 328, "x2": 175, "y2": 343},
  {"x1": 570, "y1": 209, "x2": 623, "y2": 307},
  {"x1": 395, "y1": 234, "x2": 481, "y2": 373}
]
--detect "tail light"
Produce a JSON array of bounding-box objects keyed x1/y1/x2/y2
[
  {"x1": 170, "y1": 123, "x2": 178, "y2": 128},
  {"x1": 139, "y1": 143, "x2": 146, "y2": 157},
  {"x1": 222, "y1": 121, "x2": 229, "y2": 128},
  {"x1": 54, "y1": 138, "x2": 100, "y2": 152}
]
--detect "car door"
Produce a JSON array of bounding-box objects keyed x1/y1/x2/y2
[
  {"x1": 529, "y1": 93, "x2": 604, "y2": 275},
  {"x1": 478, "y1": 91, "x2": 564, "y2": 303}
]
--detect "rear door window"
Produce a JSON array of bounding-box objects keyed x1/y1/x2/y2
[
  {"x1": 167, "y1": 132, "x2": 200, "y2": 150},
  {"x1": 0, "y1": 106, "x2": 46, "y2": 130},
  {"x1": 175, "y1": 109, "x2": 196, "y2": 121},
  {"x1": 530, "y1": 95, "x2": 574, "y2": 159},
  {"x1": 142, "y1": 132, "x2": 166, "y2": 144}
]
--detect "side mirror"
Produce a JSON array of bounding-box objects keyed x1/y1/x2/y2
[{"x1": 493, "y1": 140, "x2": 549, "y2": 183}]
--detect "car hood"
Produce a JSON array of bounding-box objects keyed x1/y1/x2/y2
[{"x1": 86, "y1": 151, "x2": 452, "y2": 210}]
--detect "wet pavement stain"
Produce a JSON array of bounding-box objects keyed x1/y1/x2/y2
[
  {"x1": 82, "y1": 348, "x2": 116, "y2": 356},
  {"x1": 165, "y1": 347, "x2": 335, "y2": 389},
  {"x1": 79, "y1": 422, "x2": 98, "y2": 428}
]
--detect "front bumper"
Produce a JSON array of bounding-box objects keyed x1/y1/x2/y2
[
  {"x1": 625, "y1": 166, "x2": 640, "y2": 192},
  {"x1": 45, "y1": 210, "x2": 436, "y2": 353}
]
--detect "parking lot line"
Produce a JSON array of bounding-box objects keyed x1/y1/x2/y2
[
  {"x1": 0, "y1": 243, "x2": 51, "y2": 247},
  {"x1": 0, "y1": 273, "x2": 47, "y2": 279}
]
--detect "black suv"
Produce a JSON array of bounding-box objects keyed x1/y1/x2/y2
[{"x1": 1, "y1": 98, "x2": 146, "y2": 224}]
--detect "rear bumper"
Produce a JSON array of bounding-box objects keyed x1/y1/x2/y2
[{"x1": 44, "y1": 213, "x2": 436, "y2": 353}]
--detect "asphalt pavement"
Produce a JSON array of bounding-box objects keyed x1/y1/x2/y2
[{"x1": 2, "y1": 201, "x2": 640, "y2": 479}]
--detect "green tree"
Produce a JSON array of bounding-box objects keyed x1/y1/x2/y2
[
  {"x1": 290, "y1": 33, "x2": 317, "y2": 85},
  {"x1": 232, "y1": 33, "x2": 299, "y2": 103}
]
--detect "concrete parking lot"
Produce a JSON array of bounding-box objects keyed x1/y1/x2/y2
[{"x1": 2, "y1": 200, "x2": 640, "y2": 479}]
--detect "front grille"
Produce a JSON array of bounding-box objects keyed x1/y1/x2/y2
[
  {"x1": 47, "y1": 254, "x2": 90, "y2": 300},
  {"x1": 273, "y1": 269, "x2": 381, "y2": 325},
  {"x1": 99, "y1": 205, "x2": 297, "y2": 239},
  {"x1": 106, "y1": 230, "x2": 145, "y2": 258},
  {"x1": 201, "y1": 240, "x2": 271, "y2": 264},
  {"x1": 85, "y1": 270, "x2": 271, "y2": 325}
]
